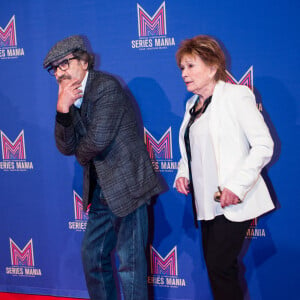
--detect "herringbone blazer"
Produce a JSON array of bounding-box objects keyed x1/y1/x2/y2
[{"x1": 55, "y1": 70, "x2": 163, "y2": 217}]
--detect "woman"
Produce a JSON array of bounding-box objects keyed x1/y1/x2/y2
[{"x1": 174, "y1": 35, "x2": 274, "y2": 299}]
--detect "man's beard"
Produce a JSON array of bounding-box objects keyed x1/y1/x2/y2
[{"x1": 57, "y1": 74, "x2": 72, "y2": 84}]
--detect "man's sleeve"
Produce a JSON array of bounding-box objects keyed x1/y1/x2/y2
[{"x1": 54, "y1": 110, "x2": 77, "y2": 156}]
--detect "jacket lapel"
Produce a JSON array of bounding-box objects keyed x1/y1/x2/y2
[
  {"x1": 209, "y1": 80, "x2": 225, "y2": 169},
  {"x1": 80, "y1": 70, "x2": 96, "y2": 127}
]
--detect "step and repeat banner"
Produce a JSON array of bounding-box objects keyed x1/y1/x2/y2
[{"x1": 1, "y1": 1, "x2": 299, "y2": 299}]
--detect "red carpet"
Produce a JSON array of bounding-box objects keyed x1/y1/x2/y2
[{"x1": 0, "y1": 293, "x2": 88, "y2": 300}]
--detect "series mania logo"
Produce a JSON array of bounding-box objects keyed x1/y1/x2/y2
[
  {"x1": 148, "y1": 245, "x2": 186, "y2": 288},
  {"x1": 68, "y1": 190, "x2": 89, "y2": 231},
  {"x1": 226, "y1": 66, "x2": 262, "y2": 112},
  {"x1": 0, "y1": 130, "x2": 34, "y2": 171},
  {"x1": 144, "y1": 126, "x2": 177, "y2": 172},
  {"x1": 6, "y1": 238, "x2": 42, "y2": 277},
  {"x1": 131, "y1": 1, "x2": 175, "y2": 50},
  {"x1": 245, "y1": 218, "x2": 266, "y2": 239},
  {"x1": 0, "y1": 15, "x2": 25, "y2": 59}
]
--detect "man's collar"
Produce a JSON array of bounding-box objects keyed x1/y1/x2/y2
[
  {"x1": 81, "y1": 71, "x2": 89, "y2": 93},
  {"x1": 74, "y1": 71, "x2": 89, "y2": 109}
]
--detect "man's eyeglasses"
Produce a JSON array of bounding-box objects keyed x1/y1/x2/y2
[{"x1": 47, "y1": 57, "x2": 78, "y2": 76}]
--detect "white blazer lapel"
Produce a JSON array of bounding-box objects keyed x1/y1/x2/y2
[{"x1": 209, "y1": 81, "x2": 225, "y2": 169}]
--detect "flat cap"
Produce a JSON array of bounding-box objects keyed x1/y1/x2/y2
[{"x1": 43, "y1": 35, "x2": 87, "y2": 68}]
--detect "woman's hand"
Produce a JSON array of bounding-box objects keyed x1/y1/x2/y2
[
  {"x1": 175, "y1": 177, "x2": 190, "y2": 195},
  {"x1": 220, "y1": 188, "x2": 241, "y2": 208}
]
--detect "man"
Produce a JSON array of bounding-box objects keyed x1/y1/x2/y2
[{"x1": 43, "y1": 35, "x2": 163, "y2": 300}]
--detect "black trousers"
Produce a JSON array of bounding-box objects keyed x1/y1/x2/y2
[{"x1": 201, "y1": 215, "x2": 252, "y2": 300}]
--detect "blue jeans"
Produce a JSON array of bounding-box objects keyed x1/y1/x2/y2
[{"x1": 81, "y1": 185, "x2": 148, "y2": 300}]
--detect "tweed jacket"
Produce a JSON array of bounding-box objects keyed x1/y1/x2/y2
[
  {"x1": 174, "y1": 81, "x2": 275, "y2": 222},
  {"x1": 55, "y1": 70, "x2": 163, "y2": 217}
]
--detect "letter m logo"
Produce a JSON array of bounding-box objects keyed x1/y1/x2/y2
[
  {"x1": 144, "y1": 127, "x2": 172, "y2": 160},
  {"x1": 137, "y1": 2, "x2": 167, "y2": 37},
  {"x1": 150, "y1": 245, "x2": 178, "y2": 276},
  {"x1": 74, "y1": 190, "x2": 89, "y2": 220},
  {"x1": 250, "y1": 218, "x2": 257, "y2": 227},
  {"x1": 0, "y1": 15, "x2": 17, "y2": 47},
  {"x1": 226, "y1": 66, "x2": 253, "y2": 91},
  {"x1": 10, "y1": 238, "x2": 34, "y2": 267},
  {"x1": 1, "y1": 130, "x2": 26, "y2": 160}
]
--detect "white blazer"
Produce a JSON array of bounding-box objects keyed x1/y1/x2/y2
[{"x1": 174, "y1": 81, "x2": 275, "y2": 221}]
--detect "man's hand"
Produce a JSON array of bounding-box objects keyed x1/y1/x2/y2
[
  {"x1": 57, "y1": 79, "x2": 83, "y2": 113},
  {"x1": 175, "y1": 177, "x2": 190, "y2": 195},
  {"x1": 220, "y1": 188, "x2": 241, "y2": 208}
]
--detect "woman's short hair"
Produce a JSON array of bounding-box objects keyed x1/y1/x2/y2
[
  {"x1": 176, "y1": 35, "x2": 227, "y2": 82},
  {"x1": 72, "y1": 49, "x2": 95, "y2": 70}
]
